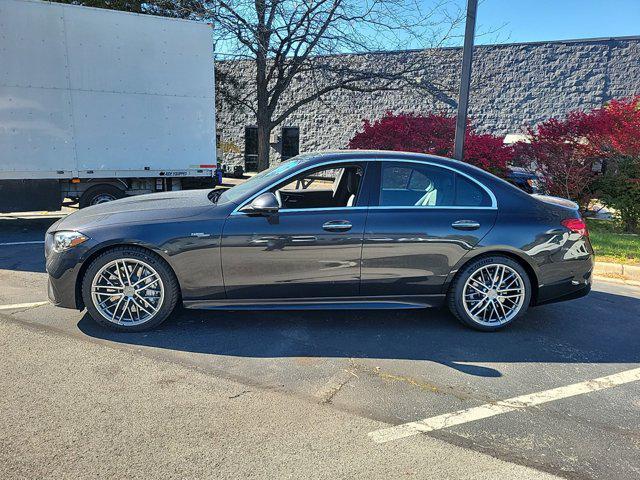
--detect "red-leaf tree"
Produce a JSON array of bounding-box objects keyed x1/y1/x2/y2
[
  {"x1": 515, "y1": 96, "x2": 640, "y2": 213},
  {"x1": 348, "y1": 112, "x2": 512, "y2": 177}
]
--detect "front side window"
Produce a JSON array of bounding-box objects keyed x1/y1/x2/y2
[
  {"x1": 378, "y1": 162, "x2": 491, "y2": 207},
  {"x1": 271, "y1": 165, "x2": 363, "y2": 209}
]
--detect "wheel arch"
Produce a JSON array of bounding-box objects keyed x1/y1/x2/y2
[
  {"x1": 444, "y1": 248, "x2": 540, "y2": 306},
  {"x1": 74, "y1": 242, "x2": 181, "y2": 310}
]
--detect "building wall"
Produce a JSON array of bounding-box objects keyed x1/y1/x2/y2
[{"x1": 215, "y1": 36, "x2": 640, "y2": 170}]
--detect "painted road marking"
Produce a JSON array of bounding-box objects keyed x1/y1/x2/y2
[
  {"x1": 369, "y1": 367, "x2": 640, "y2": 443},
  {"x1": 0, "y1": 301, "x2": 49, "y2": 311},
  {"x1": 0, "y1": 241, "x2": 45, "y2": 246}
]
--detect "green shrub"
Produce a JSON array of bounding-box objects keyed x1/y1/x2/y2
[{"x1": 595, "y1": 157, "x2": 640, "y2": 233}]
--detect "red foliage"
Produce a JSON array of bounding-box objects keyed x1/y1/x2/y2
[
  {"x1": 348, "y1": 112, "x2": 512, "y2": 176},
  {"x1": 515, "y1": 96, "x2": 640, "y2": 208}
]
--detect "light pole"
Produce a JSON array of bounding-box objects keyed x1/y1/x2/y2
[{"x1": 453, "y1": 0, "x2": 478, "y2": 161}]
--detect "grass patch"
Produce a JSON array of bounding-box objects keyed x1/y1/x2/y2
[{"x1": 586, "y1": 218, "x2": 640, "y2": 265}]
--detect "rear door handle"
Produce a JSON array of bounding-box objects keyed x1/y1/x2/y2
[
  {"x1": 322, "y1": 220, "x2": 352, "y2": 232},
  {"x1": 451, "y1": 220, "x2": 480, "y2": 230}
]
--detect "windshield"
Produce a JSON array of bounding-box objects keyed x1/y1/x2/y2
[{"x1": 219, "y1": 156, "x2": 312, "y2": 204}]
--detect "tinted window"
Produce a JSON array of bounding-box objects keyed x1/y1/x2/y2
[
  {"x1": 378, "y1": 162, "x2": 492, "y2": 207},
  {"x1": 455, "y1": 174, "x2": 492, "y2": 207},
  {"x1": 379, "y1": 162, "x2": 455, "y2": 206}
]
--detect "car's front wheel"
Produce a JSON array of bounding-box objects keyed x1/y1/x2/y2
[
  {"x1": 448, "y1": 255, "x2": 531, "y2": 331},
  {"x1": 82, "y1": 247, "x2": 179, "y2": 332}
]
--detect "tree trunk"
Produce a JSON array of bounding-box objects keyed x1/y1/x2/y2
[{"x1": 256, "y1": 120, "x2": 271, "y2": 172}]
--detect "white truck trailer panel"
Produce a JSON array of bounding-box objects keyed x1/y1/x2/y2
[{"x1": 0, "y1": 0, "x2": 216, "y2": 179}]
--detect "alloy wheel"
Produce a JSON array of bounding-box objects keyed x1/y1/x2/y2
[
  {"x1": 462, "y1": 263, "x2": 526, "y2": 326},
  {"x1": 90, "y1": 258, "x2": 164, "y2": 326}
]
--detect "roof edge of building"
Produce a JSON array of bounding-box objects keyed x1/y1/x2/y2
[{"x1": 216, "y1": 35, "x2": 640, "y2": 63}]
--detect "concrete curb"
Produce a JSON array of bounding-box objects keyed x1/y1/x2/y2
[{"x1": 594, "y1": 261, "x2": 640, "y2": 281}]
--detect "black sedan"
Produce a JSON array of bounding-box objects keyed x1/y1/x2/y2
[{"x1": 45, "y1": 151, "x2": 594, "y2": 332}]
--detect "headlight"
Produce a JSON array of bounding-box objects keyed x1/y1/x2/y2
[{"x1": 52, "y1": 231, "x2": 89, "y2": 253}]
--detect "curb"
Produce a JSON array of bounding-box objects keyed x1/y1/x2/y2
[{"x1": 594, "y1": 261, "x2": 640, "y2": 282}]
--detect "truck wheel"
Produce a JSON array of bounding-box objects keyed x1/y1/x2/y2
[{"x1": 79, "y1": 185, "x2": 124, "y2": 208}]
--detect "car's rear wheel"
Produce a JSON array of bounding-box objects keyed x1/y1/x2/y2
[
  {"x1": 448, "y1": 255, "x2": 531, "y2": 331},
  {"x1": 81, "y1": 247, "x2": 179, "y2": 332}
]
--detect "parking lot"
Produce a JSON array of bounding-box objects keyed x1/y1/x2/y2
[{"x1": 1, "y1": 214, "x2": 639, "y2": 479}]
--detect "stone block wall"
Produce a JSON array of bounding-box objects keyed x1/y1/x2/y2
[{"x1": 215, "y1": 36, "x2": 640, "y2": 170}]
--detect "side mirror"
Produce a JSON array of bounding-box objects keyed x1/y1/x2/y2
[{"x1": 240, "y1": 192, "x2": 280, "y2": 215}]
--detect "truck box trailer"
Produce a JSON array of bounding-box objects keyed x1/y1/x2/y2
[{"x1": 0, "y1": 0, "x2": 218, "y2": 211}]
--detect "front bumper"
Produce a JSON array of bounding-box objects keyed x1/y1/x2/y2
[{"x1": 45, "y1": 234, "x2": 88, "y2": 310}]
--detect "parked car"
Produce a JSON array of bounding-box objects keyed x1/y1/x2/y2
[
  {"x1": 45, "y1": 151, "x2": 594, "y2": 332},
  {"x1": 506, "y1": 167, "x2": 543, "y2": 194}
]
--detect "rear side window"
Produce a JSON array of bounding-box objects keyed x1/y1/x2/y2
[
  {"x1": 378, "y1": 161, "x2": 492, "y2": 207},
  {"x1": 455, "y1": 175, "x2": 492, "y2": 207}
]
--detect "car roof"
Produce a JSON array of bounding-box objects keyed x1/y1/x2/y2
[{"x1": 299, "y1": 149, "x2": 493, "y2": 179}]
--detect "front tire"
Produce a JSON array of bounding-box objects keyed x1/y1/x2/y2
[
  {"x1": 81, "y1": 247, "x2": 179, "y2": 332},
  {"x1": 448, "y1": 255, "x2": 531, "y2": 331}
]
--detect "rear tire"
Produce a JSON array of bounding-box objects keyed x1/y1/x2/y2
[
  {"x1": 447, "y1": 255, "x2": 531, "y2": 331},
  {"x1": 79, "y1": 184, "x2": 124, "y2": 208},
  {"x1": 81, "y1": 247, "x2": 179, "y2": 332}
]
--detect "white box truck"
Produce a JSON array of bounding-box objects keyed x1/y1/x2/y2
[{"x1": 0, "y1": 0, "x2": 219, "y2": 211}]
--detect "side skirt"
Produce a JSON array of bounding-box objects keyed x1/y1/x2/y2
[{"x1": 183, "y1": 295, "x2": 446, "y2": 311}]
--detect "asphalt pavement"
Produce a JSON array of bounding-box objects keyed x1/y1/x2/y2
[{"x1": 1, "y1": 215, "x2": 639, "y2": 479}]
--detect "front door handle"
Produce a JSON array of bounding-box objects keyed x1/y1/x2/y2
[
  {"x1": 322, "y1": 220, "x2": 352, "y2": 232},
  {"x1": 451, "y1": 220, "x2": 480, "y2": 230}
]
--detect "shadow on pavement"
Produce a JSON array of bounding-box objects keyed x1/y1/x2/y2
[
  {"x1": 78, "y1": 288, "x2": 640, "y2": 377},
  {"x1": 0, "y1": 218, "x2": 60, "y2": 273}
]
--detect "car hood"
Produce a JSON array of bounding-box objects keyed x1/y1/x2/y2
[{"x1": 50, "y1": 189, "x2": 218, "y2": 231}]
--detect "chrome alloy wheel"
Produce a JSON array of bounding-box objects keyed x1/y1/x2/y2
[
  {"x1": 462, "y1": 263, "x2": 526, "y2": 326},
  {"x1": 90, "y1": 258, "x2": 164, "y2": 326}
]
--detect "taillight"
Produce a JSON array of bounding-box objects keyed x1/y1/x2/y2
[{"x1": 562, "y1": 218, "x2": 589, "y2": 237}]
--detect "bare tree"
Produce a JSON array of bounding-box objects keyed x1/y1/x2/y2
[{"x1": 211, "y1": 0, "x2": 468, "y2": 170}]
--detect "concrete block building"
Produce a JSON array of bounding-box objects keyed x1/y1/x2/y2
[{"x1": 215, "y1": 36, "x2": 640, "y2": 171}]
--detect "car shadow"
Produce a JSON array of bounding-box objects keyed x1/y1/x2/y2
[
  {"x1": 0, "y1": 217, "x2": 60, "y2": 273},
  {"x1": 77, "y1": 289, "x2": 640, "y2": 377}
]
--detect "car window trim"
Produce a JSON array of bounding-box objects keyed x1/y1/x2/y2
[
  {"x1": 377, "y1": 159, "x2": 497, "y2": 209},
  {"x1": 230, "y1": 158, "x2": 497, "y2": 215}
]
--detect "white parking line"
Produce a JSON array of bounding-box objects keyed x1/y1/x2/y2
[
  {"x1": 369, "y1": 366, "x2": 640, "y2": 444},
  {"x1": 0, "y1": 241, "x2": 45, "y2": 246},
  {"x1": 0, "y1": 301, "x2": 49, "y2": 311}
]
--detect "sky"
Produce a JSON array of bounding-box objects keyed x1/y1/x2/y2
[{"x1": 473, "y1": 0, "x2": 640, "y2": 45}]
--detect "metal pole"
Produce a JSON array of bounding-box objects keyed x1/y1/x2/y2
[{"x1": 453, "y1": 0, "x2": 478, "y2": 161}]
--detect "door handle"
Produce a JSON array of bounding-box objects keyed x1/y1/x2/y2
[
  {"x1": 451, "y1": 220, "x2": 480, "y2": 230},
  {"x1": 322, "y1": 220, "x2": 353, "y2": 232}
]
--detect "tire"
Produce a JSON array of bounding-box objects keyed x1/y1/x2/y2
[
  {"x1": 447, "y1": 255, "x2": 532, "y2": 331},
  {"x1": 81, "y1": 246, "x2": 179, "y2": 332},
  {"x1": 79, "y1": 184, "x2": 124, "y2": 208}
]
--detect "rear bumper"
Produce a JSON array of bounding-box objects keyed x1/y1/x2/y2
[
  {"x1": 536, "y1": 281, "x2": 591, "y2": 306},
  {"x1": 535, "y1": 255, "x2": 594, "y2": 306}
]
